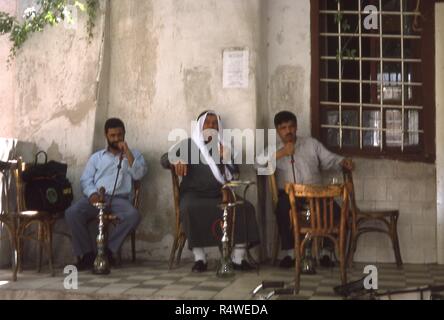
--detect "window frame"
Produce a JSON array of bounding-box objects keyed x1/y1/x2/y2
[{"x1": 310, "y1": 0, "x2": 436, "y2": 163}]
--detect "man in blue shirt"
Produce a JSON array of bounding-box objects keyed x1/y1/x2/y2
[{"x1": 65, "y1": 118, "x2": 147, "y2": 270}]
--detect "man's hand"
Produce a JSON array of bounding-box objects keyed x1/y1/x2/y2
[
  {"x1": 116, "y1": 141, "x2": 135, "y2": 166},
  {"x1": 341, "y1": 158, "x2": 354, "y2": 171},
  {"x1": 117, "y1": 141, "x2": 129, "y2": 154},
  {"x1": 88, "y1": 193, "x2": 100, "y2": 205},
  {"x1": 275, "y1": 142, "x2": 295, "y2": 160},
  {"x1": 173, "y1": 161, "x2": 188, "y2": 176},
  {"x1": 219, "y1": 144, "x2": 232, "y2": 163}
]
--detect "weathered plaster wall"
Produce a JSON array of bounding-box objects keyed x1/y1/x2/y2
[
  {"x1": 0, "y1": 0, "x2": 16, "y2": 138},
  {"x1": 107, "y1": 0, "x2": 262, "y2": 260},
  {"x1": 1, "y1": 0, "x2": 442, "y2": 266},
  {"x1": 266, "y1": 0, "x2": 311, "y2": 136},
  {"x1": 436, "y1": 2, "x2": 444, "y2": 264},
  {"x1": 4, "y1": 0, "x2": 107, "y2": 264}
]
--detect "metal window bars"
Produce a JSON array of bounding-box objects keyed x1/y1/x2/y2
[{"x1": 319, "y1": 0, "x2": 422, "y2": 150}]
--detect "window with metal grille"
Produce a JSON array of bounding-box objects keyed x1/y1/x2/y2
[{"x1": 311, "y1": 0, "x2": 435, "y2": 162}]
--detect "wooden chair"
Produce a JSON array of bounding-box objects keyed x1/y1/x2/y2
[
  {"x1": 166, "y1": 167, "x2": 237, "y2": 269},
  {"x1": 343, "y1": 168, "x2": 403, "y2": 268},
  {"x1": 285, "y1": 183, "x2": 350, "y2": 293},
  {"x1": 168, "y1": 167, "x2": 187, "y2": 269},
  {"x1": 268, "y1": 172, "x2": 281, "y2": 265},
  {"x1": 0, "y1": 158, "x2": 54, "y2": 281}
]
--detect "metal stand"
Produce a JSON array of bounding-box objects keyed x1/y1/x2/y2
[
  {"x1": 216, "y1": 202, "x2": 236, "y2": 278},
  {"x1": 216, "y1": 180, "x2": 254, "y2": 278},
  {"x1": 301, "y1": 206, "x2": 316, "y2": 275},
  {"x1": 92, "y1": 188, "x2": 110, "y2": 275}
]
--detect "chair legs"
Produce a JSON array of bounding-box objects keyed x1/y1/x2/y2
[
  {"x1": 347, "y1": 217, "x2": 403, "y2": 268},
  {"x1": 293, "y1": 233, "x2": 302, "y2": 294},
  {"x1": 271, "y1": 223, "x2": 280, "y2": 266},
  {"x1": 338, "y1": 232, "x2": 347, "y2": 286},
  {"x1": 8, "y1": 226, "x2": 18, "y2": 282},
  {"x1": 169, "y1": 230, "x2": 186, "y2": 270},
  {"x1": 168, "y1": 233, "x2": 180, "y2": 269},
  {"x1": 390, "y1": 215, "x2": 403, "y2": 268},
  {"x1": 45, "y1": 222, "x2": 54, "y2": 277},
  {"x1": 347, "y1": 227, "x2": 358, "y2": 267},
  {"x1": 37, "y1": 223, "x2": 44, "y2": 272}
]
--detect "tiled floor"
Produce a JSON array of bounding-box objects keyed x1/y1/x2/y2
[{"x1": 1, "y1": 260, "x2": 444, "y2": 300}]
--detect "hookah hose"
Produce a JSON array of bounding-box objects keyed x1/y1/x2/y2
[
  {"x1": 290, "y1": 155, "x2": 296, "y2": 184},
  {"x1": 107, "y1": 152, "x2": 124, "y2": 211}
]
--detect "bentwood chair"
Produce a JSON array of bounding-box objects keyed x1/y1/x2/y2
[
  {"x1": 168, "y1": 167, "x2": 187, "y2": 269},
  {"x1": 268, "y1": 172, "x2": 281, "y2": 265},
  {"x1": 342, "y1": 168, "x2": 403, "y2": 268},
  {"x1": 0, "y1": 158, "x2": 55, "y2": 281},
  {"x1": 285, "y1": 183, "x2": 350, "y2": 293},
  {"x1": 166, "y1": 166, "x2": 238, "y2": 269}
]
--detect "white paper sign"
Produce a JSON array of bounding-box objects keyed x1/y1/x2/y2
[{"x1": 223, "y1": 49, "x2": 249, "y2": 88}]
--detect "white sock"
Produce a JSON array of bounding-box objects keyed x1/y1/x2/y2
[
  {"x1": 231, "y1": 244, "x2": 246, "y2": 264},
  {"x1": 192, "y1": 247, "x2": 206, "y2": 263},
  {"x1": 286, "y1": 249, "x2": 295, "y2": 259}
]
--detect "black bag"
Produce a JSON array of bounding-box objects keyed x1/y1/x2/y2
[{"x1": 23, "y1": 151, "x2": 73, "y2": 214}]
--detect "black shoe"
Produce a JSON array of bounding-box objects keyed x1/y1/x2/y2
[
  {"x1": 233, "y1": 260, "x2": 255, "y2": 271},
  {"x1": 279, "y1": 256, "x2": 295, "y2": 269},
  {"x1": 75, "y1": 252, "x2": 95, "y2": 271},
  {"x1": 192, "y1": 260, "x2": 208, "y2": 273}
]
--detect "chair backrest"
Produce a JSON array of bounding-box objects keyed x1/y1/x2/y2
[
  {"x1": 342, "y1": 168, "x2": 359, "y2": 222},
  {"x1": 12, "y1": 157, "x2": 27, "y2": 212},
  {"x1": 169, "y1": 167, "x2": 181, "y2": 231},
  {"x1": 132, "y1": 180, "x2": 142, "y2": 209},
  {"x1": 285, "y1": 183, "x2": 350, "y2": 234},
  {"x1": 268, "y1": 172, "x2": 279, "y2": 212}
]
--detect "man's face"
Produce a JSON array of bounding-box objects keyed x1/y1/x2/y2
[
  {"x1": 202, "y1": 114, "x2": 219, "y2": 142},
  {"x1": 106, "y1": 127, "x2": 125, "y2": 150},
  {"x1": 276, "y1": 120, "x2": 297, "y2": 143}
]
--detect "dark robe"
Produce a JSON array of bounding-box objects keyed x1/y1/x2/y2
[{"x1": 161, "y1": 138, "x2": 260, "y2": 249}]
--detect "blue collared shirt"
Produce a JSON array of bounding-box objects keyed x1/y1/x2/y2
[{"x1": 80, "y1": 148, "x2": 147, "y2": 198}]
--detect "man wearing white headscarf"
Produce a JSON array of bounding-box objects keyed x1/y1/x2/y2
[{"x1": 161, "y1": 110, "x2": 260, "y2": 272}]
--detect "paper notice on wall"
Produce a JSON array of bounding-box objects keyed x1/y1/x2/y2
[{"x1": 223, "y1": 48, "x2": 249, "y2": 88}]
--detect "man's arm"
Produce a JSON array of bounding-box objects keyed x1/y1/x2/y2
[
  {"x1": 80, "y1": 154, "x2": 99, "y2": 201},
  {"x1": 314, "y1": 138, "x2": 345, "y2": 171},
  {"x1": 127, "y1": 150, "x2": 147, "y2": 181},
  {"x1": 159, "y1": 139, "x2": 191, "y2": 177},
  {"x1": 314, "y1": 138, "x2": 354, "y2": 172}
]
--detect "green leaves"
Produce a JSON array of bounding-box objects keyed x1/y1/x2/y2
[
  {"x1": 0, "y1": 0, "x2": 99, "y2": 62},
  {"x1": 0, "y1": 12, "x2": 17, "y2": 35},
  {"x1": 333, "y1": 1, "x2": 359, "y2": 65}
]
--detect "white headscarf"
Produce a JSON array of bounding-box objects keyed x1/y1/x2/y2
[{"x1": 191, "y1": 110, "x2": 233, "y2": 184}]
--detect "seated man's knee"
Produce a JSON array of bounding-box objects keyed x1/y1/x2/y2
[
  {"x1": 64, "y1": 204, "x2": 77, "y2": 223},
  {"x1": 122, "y1": 208, "x2": 140, "y2": 228}
]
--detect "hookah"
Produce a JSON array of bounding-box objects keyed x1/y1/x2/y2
[
  {"x1": 92, "y1": 150, "x2": 124, "y2": 274},
  {"x1": 301, "y1": 204, "x2": 316, "y2": 275},
  {"x1": 216, "y1": 180, "x2": 255, "y2": 278},
  {"x1": 92, "y1": 187, "x2": 110, "y2": 275}
]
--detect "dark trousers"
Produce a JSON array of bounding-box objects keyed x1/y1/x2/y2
[{"x1": 276, "y1": 190, "x2": 341, "y2": 250}]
